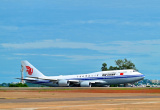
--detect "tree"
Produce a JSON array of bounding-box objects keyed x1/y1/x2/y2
[
  {"x1": 101, "y1": 63, "x2": 107, "y2": 71},
  {"x1": 9, "y1": 83, "x2": 28, "y2": 87},
  {"x1": 2, "y1": 83, "x2": 8, "y2": 87},
  {"x1": 109, "y1": 66, "x2": 119, "y2": 70},
  {"x1": 101, "y1": 59, "x2": 138, "y2": 71},
  {"x1": 115, "y1": 58, "x2": 137, "y2": 70}
]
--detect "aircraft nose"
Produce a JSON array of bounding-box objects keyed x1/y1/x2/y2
[
  {"x1": 143, "y1": 75, "x2": 145, "y2": 78},
  {"x1": 141, "y1": 74, "x2": 145, "y2": 80},
  {"x1": 137, "y1": 72, "x2": 145, "y2": 80}
]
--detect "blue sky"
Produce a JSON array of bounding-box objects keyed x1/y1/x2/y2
[{"x1": 0, "y1": 0, "x2": 160, "y2": 83}]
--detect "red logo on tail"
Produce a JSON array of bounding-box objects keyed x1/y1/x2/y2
[{"x1": 26, "y1": 66, "x2": 33, "y2": 75}]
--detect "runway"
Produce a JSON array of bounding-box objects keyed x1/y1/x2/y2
[
  {"x1": 0, "y1": 87, "x2": 160, "y2": 110},
  {"x1": 7, "y1": 101, "x2": 160, "y2": 110},
  {"x1": 0, "y1": 95, "x2": 160, "y2": 104}
]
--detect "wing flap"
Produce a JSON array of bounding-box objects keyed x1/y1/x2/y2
[
  {"x1": 68, "y1": 80, "x2": 80, "y2": 83},
  {"x1": 90, "y1": 80, "x2": 106, "y2": 83}
]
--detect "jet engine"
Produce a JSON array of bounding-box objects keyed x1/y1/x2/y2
[
  {"x1": 58, "y1": 80, "x2": 70, "y2": 87},
  {"x1": 80, "y1": 81, "x2": 91, "y2": 87}
]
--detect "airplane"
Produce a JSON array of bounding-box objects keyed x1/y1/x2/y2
[{"x1": 16, "y1": 60, "x2": 145, "y2": 87}]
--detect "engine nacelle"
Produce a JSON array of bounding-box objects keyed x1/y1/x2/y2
[
  {"x1": 80, "y1": 81, "x2": 91, "y2": 87},
  {"x1": 58, "y1": 80, "x2": 70, "y2": 87}
]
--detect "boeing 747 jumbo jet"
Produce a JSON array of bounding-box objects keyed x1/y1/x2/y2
[{"x1": 17, "y1": 61, "x2": 145, "y2": 87}]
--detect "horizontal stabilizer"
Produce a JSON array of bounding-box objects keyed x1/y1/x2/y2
[
  {"x1": 26, "y1": 76, "x2": 58, "y2": 81},
  {"x1": 15, "y1": 78, "x2": 37, "y2": 81}
]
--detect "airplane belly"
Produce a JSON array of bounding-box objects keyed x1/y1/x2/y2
[{"x1": 103, "y1": 76, "x2": 144, "y2": 85}]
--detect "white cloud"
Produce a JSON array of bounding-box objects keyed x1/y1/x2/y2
[
  {"x1": 7, "y1": 57, "x2": 22, "y2": 60},
  {"x1": 63, "y1": 55, "x2": 116, "y2": 60},
  {"x1": 0, "y1": 25, "x2": 18, "y2": 30},
  {"x1": 121, "y1": 21, "x2": 160, "y2": 27},
  {"x1": 14, "y1": 53, "x2": 116, "y2": 60},
  {"x1": 2, "y1": 39, "x2": 160, "y2": 56},
  {"x1": 79, "y1": 20, "x2": 117, "y2": 24},
  {"x1": 1, "y1": 39, "x2": 96, "y2": 49},
  {"x1": 14, "y1": 53, "x2": 65, "y2": 57},
  {"x1": 78, "y1": 19, "x2": 160, "y2": 27}
]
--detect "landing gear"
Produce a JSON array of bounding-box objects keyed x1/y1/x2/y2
[{"x1": 124, "y1": 83, "x2": 129, "y2": 87}]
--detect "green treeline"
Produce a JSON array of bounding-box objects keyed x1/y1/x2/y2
[
  {"x1": 9, "y1": 83, "x2": 28, "y2": 87},
  {"x1": 101, "y1": 58, "x2": 137, "y2": 71}
]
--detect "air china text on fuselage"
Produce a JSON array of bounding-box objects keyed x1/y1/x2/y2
[{"x1": 17, "y1": 60, "x2": 145, "y2": 87}]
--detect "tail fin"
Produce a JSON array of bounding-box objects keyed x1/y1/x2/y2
[{"x1": 21, "y1": 60, "x2": 45, "y2": 77}]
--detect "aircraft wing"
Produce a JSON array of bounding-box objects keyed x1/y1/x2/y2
[
  {"x1": 19, "y1": 77, "x2": 106, "y2": 86},
  {"x1": 25, "y1": 77, "x2": 106, "y2": 83},
  {"x1": 25, "y1": 77, "x2": 80, "y2": 85}
]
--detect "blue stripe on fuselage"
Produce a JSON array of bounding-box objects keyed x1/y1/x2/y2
[{"x1": 66, "y1": 74, "x2": 145, "y2": 81}]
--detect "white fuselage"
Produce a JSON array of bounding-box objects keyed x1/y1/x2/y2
[{"x1": 26, "y1": 69, "x2": 145, "y2": 87}]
